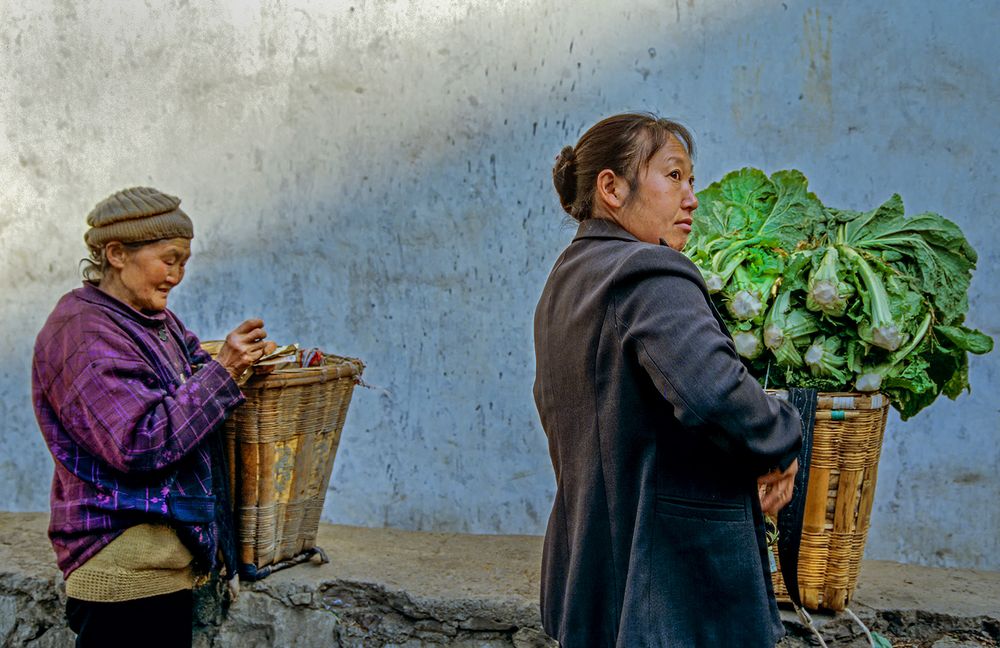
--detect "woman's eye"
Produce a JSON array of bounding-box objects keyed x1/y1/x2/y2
[{"x1": 669, "y1": 170, "x2": 681, "y2": 180}]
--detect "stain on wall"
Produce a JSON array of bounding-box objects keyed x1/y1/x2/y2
[{"x1": 801, "y1": 8, "x2": 833, "y2": 134}]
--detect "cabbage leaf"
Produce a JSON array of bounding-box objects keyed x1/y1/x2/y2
[{"x1": 685, "y1": 168, "x2": 992, "y2": 420}]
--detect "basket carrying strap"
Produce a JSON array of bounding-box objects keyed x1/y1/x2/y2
[
  {"x1": 176, "y1": 335, "x2": 239, "y2": 585},
  {"x1": 777, "y1": 387, "x2": 818, "y2": 608},
  {"x1": 210, "y1": 431, "x2": 239, "y2": 584}
]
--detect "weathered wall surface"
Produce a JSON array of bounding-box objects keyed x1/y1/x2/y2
[{"x1": 1, "y1": 0, "x2": 997, "y2": 568}]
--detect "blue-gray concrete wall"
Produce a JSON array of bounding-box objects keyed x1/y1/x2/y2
[{"x1": 1, "y1": 0, "x2": 997, "y2": 569}]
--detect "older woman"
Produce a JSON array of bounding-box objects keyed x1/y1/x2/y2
[
  {"x1": 533, "y1": 114, "x2": 803, "y2": 647},
  {"x1": 32, "y1": 187, "x2": 274, "y2": 647}
]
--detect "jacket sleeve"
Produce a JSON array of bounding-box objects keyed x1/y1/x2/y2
[
  {"x1": 42, "y1": 322, "x2": 244, "y2": 475},
  {"x1": 612, "y1": 247, "x2": 801, "y2": 474}
]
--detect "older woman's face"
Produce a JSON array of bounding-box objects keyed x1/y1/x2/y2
[
  {"x1": 618, "y1": 136, "x2": 698, "y2": 250},
  {"x1": 113, "y1": 238, "x2": 191, "y2": 312}
]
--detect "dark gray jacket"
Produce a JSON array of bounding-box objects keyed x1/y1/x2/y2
[{"x1": 533, "y1": 219, "x2": 802, "y2": 647}]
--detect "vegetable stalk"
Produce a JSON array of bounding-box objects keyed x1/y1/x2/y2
[
  {"x1": 840, "y1": 246, "x2": 903, "y2": 351},
  {"x1": 854, "y1": 312, "x2": 932, "y2": 392},
  {"x1": 806, "y1": 247, "x2": 854, "y2": 317}
]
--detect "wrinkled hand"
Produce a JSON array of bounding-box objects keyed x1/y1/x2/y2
[
  {"x1": 216, "y1": 319, "x2": 273, "y2": 381},
  {"x1": 758, "y1": 458, "x2": 798, "y2": 516},
  {"x1": 256, "y1": 340, "x2": 279, "y2": 375}
]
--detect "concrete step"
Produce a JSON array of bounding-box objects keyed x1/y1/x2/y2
[{"x1": 1, "y1": 512, "x2": 997, "y2": 647}]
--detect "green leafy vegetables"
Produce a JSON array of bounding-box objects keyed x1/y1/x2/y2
[{"x1": 685, "y1": 168, "x2": 993, "y2": 420}]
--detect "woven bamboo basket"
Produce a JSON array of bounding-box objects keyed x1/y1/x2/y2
[
  {"x1": 768, "y1": 391, "x2": 890, "y2": 611},
  {"x1": 202, "y1": 342, "x2": 364, "y2": 578}
]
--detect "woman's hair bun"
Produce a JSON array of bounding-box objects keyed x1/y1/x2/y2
[{"x1": 552, "y1": 145, "x2": 578, "y2": 216}]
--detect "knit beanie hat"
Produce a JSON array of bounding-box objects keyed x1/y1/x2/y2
[{"x1": 84, "y1": 187, "x2": 193, "y2": 248}]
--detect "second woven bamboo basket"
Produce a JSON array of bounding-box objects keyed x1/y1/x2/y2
[
  {"x1": 768, "y1": 391, "x2": 890, "y2": 611},
  {"x1": 202, "y1": 342, "x2": 364, "y2": 578}
]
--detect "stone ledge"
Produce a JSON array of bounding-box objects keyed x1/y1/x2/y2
[{"x1": 1, "y1": 512, "x2": 997, "y2": 647}]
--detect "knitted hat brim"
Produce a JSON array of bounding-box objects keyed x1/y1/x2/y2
[{"x1": 84, "y1": 208, "x2": 193, "y2": 248}]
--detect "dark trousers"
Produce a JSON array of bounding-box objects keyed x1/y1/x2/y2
[{"x1": 66, "y1": 589, "x2": 193, "y2": 648}]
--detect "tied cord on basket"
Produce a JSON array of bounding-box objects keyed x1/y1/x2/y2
[{"x1": 777, "y1": 387, "x2": 818, "y2": 609}]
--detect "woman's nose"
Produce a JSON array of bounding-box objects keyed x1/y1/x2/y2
[
  {"x1": 166, "y1": 268, "x2": 183, "y2": 284},
  {"x1": 683, "y1": 187, "x2": 699, "y2": 211}
]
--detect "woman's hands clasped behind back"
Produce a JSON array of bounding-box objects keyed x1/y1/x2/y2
[
  {"x1": 758, "y1": 458, "x2": 799, "y2": 516},
  {"x1": 215, "y1": 318, "x2": 278, "y2": 381}
]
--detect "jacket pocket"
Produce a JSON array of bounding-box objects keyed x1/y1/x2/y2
[
  {"x1": 655, "y1": 494, "x2": 747, "y2": 522},
  {"x1": 648, "y1": 498, "x2": 773, "y2": 644}
]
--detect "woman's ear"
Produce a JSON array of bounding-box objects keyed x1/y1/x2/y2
[
  {"x1": 104, "y1": 242, "x2": 128, "y2": 270},
  {"x1": 594, "y1": 169, "x2": 629, "y2": 214}
]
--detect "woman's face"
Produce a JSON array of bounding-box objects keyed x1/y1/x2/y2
[
  {"x1": 112, "y1": 238, "x2": 191, "y2": 312},
  {"x1": 617, "y1": 136, "x2": 698, "y2": 250}
]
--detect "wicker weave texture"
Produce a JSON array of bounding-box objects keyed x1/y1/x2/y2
[
  {"x1": 217, "y1": 353, "x2": 364, "y2": 572},
  {"x1": 770, "y1": 391, "x2": 889, "y2": 611}
]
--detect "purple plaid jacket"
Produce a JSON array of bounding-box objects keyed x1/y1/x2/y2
[{"x1": 32, "y1": 283, "x2": 244, "y2": 578}]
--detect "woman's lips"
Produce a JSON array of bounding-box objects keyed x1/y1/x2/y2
[{"x1": 676, "y1": 219, "x2": 693, "y2": 233}]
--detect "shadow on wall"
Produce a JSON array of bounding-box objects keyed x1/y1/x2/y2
[
  {"x1": 2, "y1": 0, "x2": 777, "y2": 525},
  {"x1": 3, "y1": 0, "x2": 998, "y2": 570},
  {"x1": 159, "y1": 0, "x2": 792, "y2": 533}
]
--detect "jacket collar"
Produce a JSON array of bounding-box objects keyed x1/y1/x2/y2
[
  {"x1": 75, "y1": 282, "x2": 169, "y2": 326},
  {"x1": 573, "y1": 217, "x2": 640, "y2": 243}
]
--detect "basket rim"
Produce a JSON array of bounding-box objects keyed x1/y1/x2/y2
[
  {"x1": 766, "y1": 389, "x2": 888, "y2": 411},
  {"x1": 765, "y1": 389, "x2": 882, "y2": 397},
  {"x1": 199, "y1": 341, "x2": 364, "y2": 388}
]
